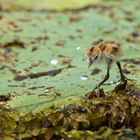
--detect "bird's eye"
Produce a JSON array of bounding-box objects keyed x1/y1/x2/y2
[{"x1": 94, "y1": 56, "x2": 98, "y2": 60}]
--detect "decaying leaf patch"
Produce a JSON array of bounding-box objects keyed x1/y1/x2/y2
[
  {"x1": 0, "y1": 82, "x2": 140, "y2": 140},
  {"x1": 14, "y1": 68, "x2": 64, "y2": 81},
  {"x1": 0, "y1": 39, "x2": 24, "y2": 62},
  {"x1": 14, "y1": 65, "x2": 75, "y2": 81}
]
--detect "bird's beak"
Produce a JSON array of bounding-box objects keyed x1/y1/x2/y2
[{"x1": 88, "y1": 58, "x2": 93, "y2": 68}]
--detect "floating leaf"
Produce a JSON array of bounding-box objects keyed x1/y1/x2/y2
[{"x1": 0, "y1": 0, "x2": 140, "y2": 139}]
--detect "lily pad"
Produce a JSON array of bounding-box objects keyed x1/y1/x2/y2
[
  {"x1": 0, "y1": 0, "x2": 140, "y2": 139},
  {"x1": 0, "y1": 0, "x2": 140, "y2": 112}
]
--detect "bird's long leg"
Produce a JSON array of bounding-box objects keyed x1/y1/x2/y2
[
  {"x1": 116, "y1": 61, "x2": 136, "y2": 84},
  {"x1": 93, "y1": 60, "x2": 111, "y2": 91},
  {"x1": 116, "y1": 61, "x2": 126, "y2": 81},
  {"x1": 84, "y1": 61, "x2": 111, "y2": 99}
]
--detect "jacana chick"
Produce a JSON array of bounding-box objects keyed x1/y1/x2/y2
[{"x1": 86, "y1": 40, "x2": 127, "y2": 93}]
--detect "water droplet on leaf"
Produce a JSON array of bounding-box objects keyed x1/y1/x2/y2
[
  {"x1": 50, "y1": 59, "x2": 58, "y2": 65},
  {"x1": 80, "y1": 75, "x2": 89, "y2": 81}
]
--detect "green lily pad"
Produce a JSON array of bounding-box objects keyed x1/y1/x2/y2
[
  {"x1": 1, "y1": 0, "x2": 140, "y2": 139},
  {"x1": 0, "y1": 0, "x2": 140, "y2": 112}
]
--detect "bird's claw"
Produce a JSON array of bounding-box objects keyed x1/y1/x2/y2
[{"x1": 83, "y1": 85, "x2": 101, "y2": 101}]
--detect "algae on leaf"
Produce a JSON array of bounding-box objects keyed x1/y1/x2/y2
[{"x1": 0, "y1": 82, "x2": 140, "y2": 139}]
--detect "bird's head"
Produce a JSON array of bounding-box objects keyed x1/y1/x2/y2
[{"x1": 86, "y1": 47, "x2": 100, "y2": 68}]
